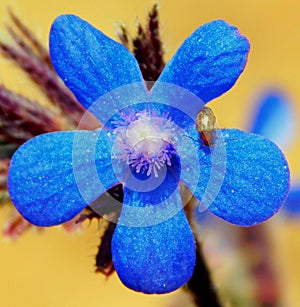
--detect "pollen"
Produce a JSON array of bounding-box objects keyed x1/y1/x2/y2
[{"x1": 113, "y1": 111, "x2": 177, "y2": 177}]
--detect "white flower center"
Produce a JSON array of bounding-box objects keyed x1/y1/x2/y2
[{"x1": 113, "y1": 112, "x2": 177, "y2": 177}]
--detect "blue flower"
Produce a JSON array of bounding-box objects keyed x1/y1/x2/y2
[
  {"x1": 7, "y1": 15, "x2": 290, "y2": 294},
  {"x1": 249, "y1": 90, "x2": 296, "y2": 151},
  {"x1": 249, "y1": 89, "x2": 299, "y2": 216}
]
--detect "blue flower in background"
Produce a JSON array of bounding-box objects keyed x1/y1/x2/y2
[
  {"x1": 249, "y1": 90, "x2": 299, "y2": 216},
  {"x1": 249, "y1": 90, "x2": 296, "y2": 151},
  {"x1": 285, "y1": 187, "x2": 300, "y2": 215},
  {"x1": 7, "y1": 15, "x2": 290, "y2": 294}
]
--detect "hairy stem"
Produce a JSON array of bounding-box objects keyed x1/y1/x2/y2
[
  {"x1": 186, "y1": 241, "x2": 223, "y2": 307},
  {"x1": 183, "y1": 194, "x2": 223, "y2": 307}
]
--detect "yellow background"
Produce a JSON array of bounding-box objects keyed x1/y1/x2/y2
[{"x1": 0, "y1": 0, "x2": 300, "y2": 306}]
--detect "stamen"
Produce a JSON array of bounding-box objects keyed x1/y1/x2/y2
[{"x1": 113, "y1": 110, "x2": 177, "y2": 177}]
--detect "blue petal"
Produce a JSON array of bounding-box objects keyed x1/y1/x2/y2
[
  {"x1": 8, "y1": 130, "x2": 118, "y2": 226},
  {"x1": 193, "y1": 129, "x2": 290, "y2": 226},
  {"x1": 150, "y1": 82, "x2": 204, "y2": 127},
  {"x1": 112, "y1": 187, "x2": 195, "y2": 294},
  {"x1": 119, "y1": 152, "x2": 181, "y2": 223},
  {"x1": 249, "y1": 90, "x2": 296, "y2": 150},
  {"x1": 283, "y1": 185, "x2": 300, "y2": 216},
  {"x1": 156, "y1": 20, "x2": 250, "y2": 103},
  {"x1": 172, "y1": 124, "x2": 202, "y2": 204},
  {"x1": 112, "y1": 154, "x2": 195, "y2": 293},
  {"x1": 49, "y1": 14, "x2": 146, "y2": 120},
  {"x1": 175, "y1": 124, "x2": 227, "y2": 213}
]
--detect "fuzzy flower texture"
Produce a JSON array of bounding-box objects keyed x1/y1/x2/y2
[{"x1": 8, "y1": 15, "x2": 290, "y2": 294}]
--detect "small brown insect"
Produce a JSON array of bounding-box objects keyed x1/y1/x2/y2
[{"x1": 196, "y1": 106, "x2": 217, "y2": 146}]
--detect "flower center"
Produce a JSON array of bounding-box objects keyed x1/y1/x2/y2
[{"x1": 113, "y1": 111, "x2": 177, "y2": 177}]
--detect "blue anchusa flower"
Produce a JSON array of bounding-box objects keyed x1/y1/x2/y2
[
  {"x1": 249, "y1": 90, "x2": 299, "y2": 216},
  {"x1": 7, "y1": 15, "x2": 290, "y2": 294}
]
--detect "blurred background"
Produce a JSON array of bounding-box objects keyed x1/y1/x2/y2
[{"x1": 0, "y1": 0, "x2": 299, "y2": 306}]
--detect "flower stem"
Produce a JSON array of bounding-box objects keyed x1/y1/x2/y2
[{"x1": 186, "y1": 241, "x2": 223, "y2": 307}]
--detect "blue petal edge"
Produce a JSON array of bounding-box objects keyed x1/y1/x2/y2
[
  {"x1": 49, "y1": 14, "x2": 145, "y2": 119},
  {"x1": 8, "y1": 130, "x2": 118, "y2": 226},
  {"x1": 112, "y1": 188, "x2": 196, "y2": 294},
  {"x1": 192, "y1": 129, "x2": 290, "y2": 226},
  {"x1": 156, "y1": 20, "x2": 250, "y2": 103}
]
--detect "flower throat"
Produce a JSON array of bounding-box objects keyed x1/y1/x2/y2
[{"x1": 113, "y1": 111, "x2": 177, "y2": 177}]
